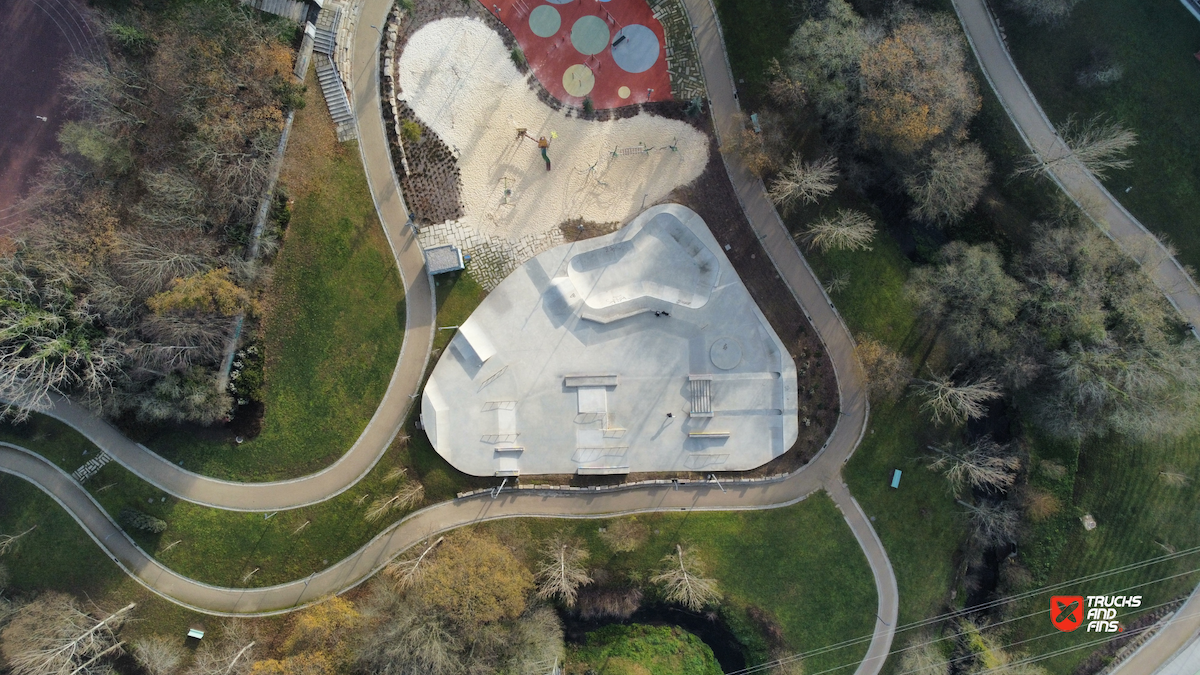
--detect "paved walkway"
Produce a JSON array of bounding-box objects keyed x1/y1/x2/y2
[
  {"x1": 0, "y1": 1, "x2": 897, "y2": 672},
  {"x1": 952, "y1": 1, "x2": 1200, "y2": 671},
  {"x1": 951, "y1": 0, "x2": 1200, "y2": 337}
]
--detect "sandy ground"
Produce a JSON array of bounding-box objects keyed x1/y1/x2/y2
[{"x1": 397, "y1": 17, "x2": 708, "y2": 241}]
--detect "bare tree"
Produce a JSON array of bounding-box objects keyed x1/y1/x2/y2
[
  {"x1": 898, "y1": 635, "x2": 949, "y2": 675},
  {"x1": 0, "y1": 594, "x2": 134, "y2": 675},
  {"x1": 925, "y1": 437, "x2": 1020, "y2": 496},
  {"x1": 534, "y1": 536, "x2": 592, "y2": 607},
  {"x1": 765, "y1": 57, "x2": 807, "y2": 107},
  {"x1": 384, "y1": 537, "x2": 444, "y2": 590},
  {"x1": 505, "y1": 606, "x2": 565, "y2": 674},
  {"x1": 186, "y1": 621, "x2": 255, "y2": 675},
  {"x1": 913, "y1": 372, "x2": 1002, "y2": 425},
  {"x1": 356, "y1": 588, "x2": 460, "y2": 675},
  {"x1": 797, "y1": 210, "x2": 876, "y2": 252},
  {"x1": 1017, "y1": 115, "x2": 1136, "y2": 180},
  {"x1": 651, "y1": 545, "x2": 720, "y2": 611},
  {"x1": 904, "y1": 142, "x2": 992, "y2": 225},
  {"x1": 0, "y1": 526, "x2": 36, "y2": 556},
  {"x1": 133, "y1": 636, "x2": 186, "y2": 675},
  {"x1": 959, "y1": 500, "x2": 1020, "y2": 547},
  {"x1": 768, "y1": 155, "x2": 839, "y2": 213},
  {"x1": 365, "y1": 482, "x2": 425, "y2": 522}
]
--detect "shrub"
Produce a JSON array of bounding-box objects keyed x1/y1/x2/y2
[
  {"x1": 583, "y1": 97, "x2": 594, "y2": 116},
  {"x1": 119, "y1": 507, "x2": 167, "y2": 534},
  {"x1": 400, "y1": 120, "x2": 422, "y2": 144},
  {"x1": 510, "y1": 46, "x2": 526, "y2": 68}
]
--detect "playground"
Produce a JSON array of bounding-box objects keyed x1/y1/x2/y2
[
  {"x1": 490, "y1": 0, "x2": 673, "y2": 108},
  {"x1": 397, "y1": 17, "x2": 707, "y2": 242}
]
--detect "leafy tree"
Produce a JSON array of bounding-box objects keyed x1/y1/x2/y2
[
  {"x1": 783, "y1": 0, "x2": 867, "y2": 124},
  {"x1": 146, "y1": 268, "x2": 255, "y2": 317},
  {"x1": 858, "y1": 13, "x2": 980, "y2": 155},
  {"x1": 960, "y1": 617, "x2": 1048, "y2": 675},
  {"x1": 768, "y1": 155, "x2": 839, "y2": 214},
  {"x1": 726, "y1": 112, "x2": 788, "y2": 177},
  {"x1": 534, "y1": 535, "x2": 592, "y2": 607},
  {"x1": 651, "y1": 545, "x2": 720, "y2": 611},
  {"x1": 131, "y1": 366, "x2": 232, "y2": 425},
  {"x1": 854, "y1": 337, "x2": 911, "y2": 401},
  {"x1": 904, "y1": 142, "x2": 992, "y2": 225},
  {"x1": 419, "y1": 533, "x2": 533, "y2": 626},
  {"x1": 355, "y1": 595, "x2": 459, "y2": 675},
  {"x1": 58, "y1": 122, "x2": 133, "y2": 175},
  {"x1": 251, "y1": 653, "x2": 335, "y2": 674},
  {"x1": 797, "y1": 209, "x2": 876, "y2": 252},
  {"x1": 907, "y1": 242, "x2": 1024, "y2": 360},
  {"x1": 913, "y1": 372, "x2": 1002, "y2": 426},
  {"x1": 1019, "y1": 225, "x2": 1200, "y2": 440}
]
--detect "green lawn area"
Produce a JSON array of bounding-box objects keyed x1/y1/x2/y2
[
  {"x1": 1000, "y1": 429, "x2": 1200, "y2": 674},
  {"x1": 492, "y1": 491, "x2": 876, "y2": 674},
  {"x1": 567, "y1": 624, "x2": 723, "y2": 675},
  {"x1": 133, "y1": 67, "x2": 406, "y2": 481},
  {"x1": 0, "y1": 414, "x2": 427, "y2": 589},
  {"x1": 712, "y1": 0, "x2": 802, "y2": 108},
  {"x1": 996, "y1": 0, "x2": 1200, "y2": 271}
]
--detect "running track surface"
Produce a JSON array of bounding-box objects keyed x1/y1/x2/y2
[{"x1": 488, "y1": 0, "x2": 672, "y2": 108}]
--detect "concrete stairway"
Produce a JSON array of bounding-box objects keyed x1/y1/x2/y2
[
  {"x1": 313, "y1": 6, "x2": 342, "y2": 55},
  {"x1": 689, "y1": 375, "x2": 713, "y2": 417},
  {"x1": 242, "y1": 0, "x2": 310, "y2": 23},
  {"x1": 315, "y1": 55, "x2": 357, "y2": 141}
]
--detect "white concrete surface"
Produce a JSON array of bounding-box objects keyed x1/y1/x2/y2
[
  {"x1": 396, "y1": 17, "x2": 708, "y2": 241},
  {"x1": 422, "y1": 204, "x2": 798, "y2": 476}
]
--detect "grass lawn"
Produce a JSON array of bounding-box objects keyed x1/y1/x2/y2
[
  {"x1": 1, "y1": 414, "x2": 427, "y2": 589},
  {"x1": 996, "y1": 429, "x2": 1200, "y2": 674},
  {"x1": 402, "y1": 269, "x2": 494, "y2": 503},
  {"x1": 133, "y1": 67, "x2": 406, "y2": 481},
  {"x1": 712, "y1": 0, "x2": 803, "y2": 108},
  {"x1": 566, "y1": 624, "x2": 723, "y2": 675},
  {"x1": 995, "y1": 0, "x2": 1200, "y2": 271},
  {"x1": 489, "y1": 491, "x2": 877, "y2": 674}
]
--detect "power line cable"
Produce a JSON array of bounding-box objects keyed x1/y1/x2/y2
[{"x1": 724, "y1": 547, "x2": 1200, "y2": 675}]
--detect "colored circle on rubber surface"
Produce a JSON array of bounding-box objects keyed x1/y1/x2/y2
[
  {"x1": 528, "y1": 5, "x2": 561, "y2": 37},
  {"x1": 544, "y1": 0, "x2": 572, "y2": 5},
  {"x1": 563, "y1": 64, "x2": 595, "y2": 97},
  {"x1": 611, "y1": 24, "x2": 660, "y2": 73},
  {"x1": 570, "y1": 15, "x2": 609, "y2": 55},
  {"x1": 617, "y1": 85, "x2": 631, "y2": 99}
]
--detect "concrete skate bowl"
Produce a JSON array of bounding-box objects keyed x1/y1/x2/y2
[{"x1": 567, "y1": 211, "x2": 718, "y2": 318}]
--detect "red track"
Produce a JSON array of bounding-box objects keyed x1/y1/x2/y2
[{"x1": 487, "y1": 0, "x2": 673, "y2": 109}]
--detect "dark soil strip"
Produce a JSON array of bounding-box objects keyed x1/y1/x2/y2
[{"x1": 0, "y1": 0, "x2": 75, "y2": 230}]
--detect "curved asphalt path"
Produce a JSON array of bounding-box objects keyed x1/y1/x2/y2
[
  {"x1": 951, "y1": 0, "x2": 1200, "y2": 336},
  {"x1": 0, "y1": 1, "x2": 899, "y2": 673},
  {"x1": 952, "y1": 1, "x2": 1200, "y2": 671}
]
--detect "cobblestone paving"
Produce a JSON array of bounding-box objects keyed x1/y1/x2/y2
[
  {"x1": 418, "y1": 221, "x2": 566, "y2": 290},
  {"x1": 649, "y1": 0, "x2": 706, "y2": 102}
]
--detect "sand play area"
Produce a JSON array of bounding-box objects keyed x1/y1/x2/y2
[{"x1": 397, "y1": 17, "x2": 708, "y2": 242}]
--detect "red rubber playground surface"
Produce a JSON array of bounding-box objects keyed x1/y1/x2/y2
[{"x1": 485, "y1": 0, "x2": 673, "y2": 109}]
